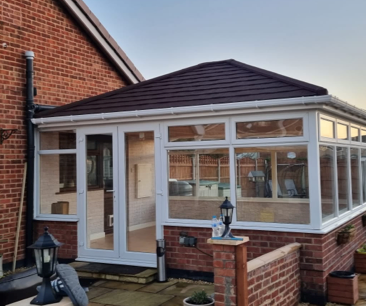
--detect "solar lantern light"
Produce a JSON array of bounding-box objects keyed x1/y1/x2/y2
[
  {"x1": 28, "y1": 227, "x2": 63, "y2": 305},
  {"x1": 219, "y1": 197, "x2": 235, "y2": 238}
]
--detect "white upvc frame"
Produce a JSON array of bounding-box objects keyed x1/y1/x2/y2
[
  {"x1": 350, "y1": 125, "x2": 361, "y2": 144},
  {"x1": 117, "y1": 122, "x2": 162, "y2": 267},
  {"x1": 77, "y1": 125, "x2": 120, "y2": 259},
  {"x1": 162, "y1": 111, "x2": 316, "y2": 231},
  {"x1": 163, "y1": 117, "x2": 230, "y2": 147},
  {"x1": 337, "y1": 119, "x2": 351, "y2": 144},
  {"x1": 34, "y1": 129, "x2": 78, "y2": 221},
  {"x1": 231, "y1": 111, "x2": 309, "y2": 145}
]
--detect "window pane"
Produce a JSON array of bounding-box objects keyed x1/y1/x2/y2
[
  {"x1": 236, "y1": 146, "x2": 309, "y2": 224},
  {"x1": 351, "y1": 148, "x2": 360, "y2": 207},
  {"x1": 337, "y1": 123, "x2": 348, "y2": 140},
  {"x1": 320, "y1": 146, "x2": 335, "y2": 222},
  {"x1": 168, "y1": 148, "x2": 229, "y2": 220},
  {"x1": 351, "y1": 127, "x2": 360, "y2": 142},
  {"x1": 320, "y1": 119, "x2": 335, "y2": 138},
  {"x1": 362, "y1": 130, "x2": 366, "y2": 143},
  {"x1": 40, "y1": 154, "x2": 76, "y2": 215},
  {"x1": 337, "y1": 147, "x2": 349, "y2": 214},
  {"x1": 236, "y1": 119, "x2": 303, "y2": 139},
  {"x1": 362, "y1": 149, "x2": 366, "y2": 203},
  {"x1": 40, "y1": 131, "x2": 76, "y2": 150},
  {"x1": 168, "y1": 124, "x2": 225, "y2": 142}
]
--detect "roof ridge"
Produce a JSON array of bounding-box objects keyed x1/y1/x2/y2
[
  {"x1": 36, "y1": 60, "x2": 231, "y2": 118},
  {"x1": 226, "y1": 59, "x2": 328, "y2": 95}
]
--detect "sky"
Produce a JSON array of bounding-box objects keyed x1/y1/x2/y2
[{"x1": 84, "y1": 0, "x2": 366, "y2": 108}]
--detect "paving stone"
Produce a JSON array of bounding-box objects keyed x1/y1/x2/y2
[
  {"x1": 138, "y1": 280, "x2": 178, "y2": 293},
  {"x1": 69, "y1": 262, "x2": 89, "y2": 269},
  {"x1": 91, "y1": 289, "x2": 174, "y2": 306},
  {"x1": 88, "y1": 303, "x2": 105, "y2": 306},
  {"x1": 101, "y1": 281, "x2": 146, "y2": 291},
  {"x1": 92, "y1": 280, "x2": 107, "y2": 287},
  {"x1": 135, "y1": 269, "x2": 157, "y2": 278},
  {"x1": 87, "y1": 287, "x2": 114, "y2": 300},
  {"x1": 159, "y1": 296, "x2": 185, "y2": 306},
  {"x1": 159, "y1": 283, "x2": 214, "y2": 297}
]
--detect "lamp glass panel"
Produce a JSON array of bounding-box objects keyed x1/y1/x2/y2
[{"x1": 34, "y1": 249, "x2": 43, "y2": 275}]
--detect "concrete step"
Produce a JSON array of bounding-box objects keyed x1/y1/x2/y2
[{"x1": 70, "y1": 262, "x2": 157, "y2": 284}]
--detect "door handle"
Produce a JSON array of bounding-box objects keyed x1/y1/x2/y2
[{"x1": 106, "y1": 190, "x2": 114, "y2": 193}]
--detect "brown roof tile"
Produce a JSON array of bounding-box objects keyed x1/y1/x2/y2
[{"x1": 35, "y1": 59, "x2": 328, "y2": 118}]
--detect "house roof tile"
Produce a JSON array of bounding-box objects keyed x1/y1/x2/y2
[{"x1": 35, "y1": 59, "x2": 328, "y2": 118}]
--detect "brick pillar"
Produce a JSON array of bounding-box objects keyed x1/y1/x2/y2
[{"x1": 208, "y1": 237, "x2": 249, "y2": 306}]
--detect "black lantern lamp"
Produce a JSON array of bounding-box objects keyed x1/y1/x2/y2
[
  {"x1": 28, "y1": 227, "x2": 63, "y2": 305},
  {"x1": 220, "y1": 197, "x2": 235, "y2": 238}
]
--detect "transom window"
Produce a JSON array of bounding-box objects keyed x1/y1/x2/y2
[
  {"x1": 236, "y1": 119, "x2": 303, "y2": 139},
  {"x1": 168, "y1": 123, "x2": 225, "y2": 142}
]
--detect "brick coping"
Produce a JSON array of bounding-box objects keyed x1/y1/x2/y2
[{"x1": 247, "y1": 242, "x2": 301, "y2": 272}]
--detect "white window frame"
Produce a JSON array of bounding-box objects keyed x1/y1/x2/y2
[
  {"x1": 163, "y1": 117, "x2": 230, "y2": 147},
  {"x1": 34, "y1": 129, "x2": 78, "y2": 221},
  {"x1": 350, "y1": 125, "x2": 361, "y2": 144},
  {"x1": 361, "y1": 129, "x2": 366, "y2": 145},
  {"x1": 231, "y1": 112, "x2": 309, "y2": 145},
  {"x1": 319, "y1": 114, "x2": 337, "y2": 142},
  {"x1": 337, "y1": 119, "x2": 350, "y2": 144}
]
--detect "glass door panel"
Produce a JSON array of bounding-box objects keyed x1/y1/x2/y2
[
  {"x1": 125, "y1": 131, "x2": 156, "y2": 254},
  {"x1": 78, "y1": 126, "x2": 118, "y2": 259}
]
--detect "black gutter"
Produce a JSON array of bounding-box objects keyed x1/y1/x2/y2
[
  {"x1": 24, "y1": 51, "x2": 56, "y2": 266},
  {"x1": 24, "y1": 51, "x2": 35, "y2": 266}
]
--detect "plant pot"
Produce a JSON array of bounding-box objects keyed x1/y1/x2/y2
[
  {"x1": 183, "y1": 297, "x2": 215, "y2": 306},
  {"x1": 337, "y1": 228, "x2": 356, "y2": 245},
  {"x1": 327, "y1": 274, "x2": 359, "y2": 305},
  {"x1": 355, "y1": 252, "x2": 366, "y2": 273}
]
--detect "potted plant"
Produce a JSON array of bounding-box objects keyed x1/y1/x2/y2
[
  {"x1": 183, "y1": 290, "x2": 214, "y2": 306},
  {"x1": 337, "y1": 224, "x2": 356, "y2": 245},
  {"x1": 355, "y1": 244, "x2": 366, "y2": 273}
]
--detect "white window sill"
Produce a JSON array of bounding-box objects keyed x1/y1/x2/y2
[{"x1": 34, "y1": 216, "x2": 79, "y2": 222}]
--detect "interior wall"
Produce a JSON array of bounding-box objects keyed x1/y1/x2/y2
[{"x1": 126, "y1": 134, "x2": 156, "y2": 230}]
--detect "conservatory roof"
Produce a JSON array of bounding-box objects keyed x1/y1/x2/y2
[{"x1": 34, "y1": 59, "x2": 328, "y2": 118}]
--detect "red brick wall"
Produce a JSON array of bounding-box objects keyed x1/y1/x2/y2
[
  {"x1": 0, "y1": 0, "x2": 128, "y2": 264},
  {"x1": 164, "y1": 213, "x2": 366, "y2": 303},
  {"x1": 247, "y1": 247, "x2": 301, "y2": 306},
  {"x1": 34, "y1": 221, "x2": 77, "y2": 260}
]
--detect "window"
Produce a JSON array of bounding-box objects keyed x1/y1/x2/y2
[
  {"x1": 351, "y1": 127, "x2": 360, "y2": 142},
  {"x1": 40, "y1": 154, "x2": 76, "y2": 215},
  {"x1": 337, "y1": 123, "x2": 349, "y2": 140},
  {"x1": 337, "y1": 147, "x2": 349, "y2": 214},
  {"x1": 40, "y1": 131, "x2": 76, "y2": 150},
  {"x1": 38, "y1": 130, "x2": 77, "y2": 216},
  {"x1": 362, "y1": 149, "x2": 366, "y2": 203},
  {"x1": 320, "y1": 118, "x2": 335, "y2": 138},
  {"x1": 351, "y1": 148, "x2": 360, "y2": 207},
  {"x1": 320, "y1": 146, "x2": 335, "y2": 222},
  {"x1": 236, "y1": 119, "x2": 303, "y2": 139},
  {"x1": 235, "y1": 146, "x2": 309, "y2": 224},
  {"x1": 168, "y1": 148, "x2": 230, "y2": 220},
  {"x1": 362, "y1": 130, "x2": 366, "y2": 143},
  {"x1": 168, "y1": 123, "x2": 225, "y2": 142}
]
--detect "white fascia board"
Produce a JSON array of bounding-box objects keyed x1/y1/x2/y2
[
  {"x1": 32, "y1": 95, "x2": 366, "y2": 128},
  {"x1": 33, "y1": 95, "x2": 330, "y2": 126},
  {"x1": 62, "y1": 0, "x2": 139, "y2": 84}
]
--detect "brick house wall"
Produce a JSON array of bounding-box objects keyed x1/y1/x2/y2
[
  {"x1": 34, "y1": 221, "x2": 77, "y2": 260},
  {"x1": 164, "y1": 213, "x2": 366, "y2": 304},
  {"x1": 0, "y1": 0, "x2": 130, "y2": 264},
  {"x1": 247, "y1": 244, "x2": 301, "y2": 306}
]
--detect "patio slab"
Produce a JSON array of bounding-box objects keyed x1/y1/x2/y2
[
  {"x1": 158, "y1": 282, "x2": 214, "y2": 297},
  {"x1": 87, "y1": 287, "x2": 114, "y2": 300},
  {"x1": 90, "y1": 289, "x2": 174, "y2": 306},
  {"x1": 138, "y1": 279, "x2": 178, "y2": 293},
  {"x1": 99, "y1": 280, "x2": 146, "y2": 291}
]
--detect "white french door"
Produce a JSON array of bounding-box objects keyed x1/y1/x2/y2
[
  {"x1": 77, "y1": 126, "x2": 119, "y2": 259},
  {"x1": 77, "y1": 123, "x2": 162, "y2": 267},
  {"x1": 118, "y1": 123, "x2": 162, "y2": 266}
]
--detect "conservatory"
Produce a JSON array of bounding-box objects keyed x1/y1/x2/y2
[{"x1": 32, "y1": 59, "x2": 366, "y2": 267}]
